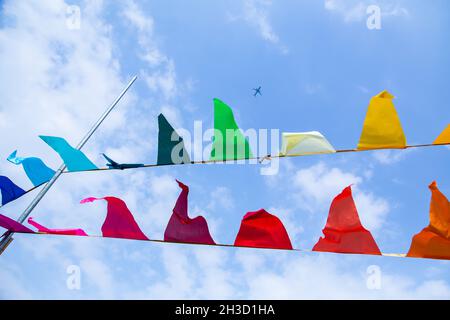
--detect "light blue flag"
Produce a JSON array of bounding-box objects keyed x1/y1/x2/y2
[
  {"x1": 39, "y1": 136, "x2": 98, "y2": 172},
  {"x1": 7, "y1": 151, "x2": 55, "y2": 186}
]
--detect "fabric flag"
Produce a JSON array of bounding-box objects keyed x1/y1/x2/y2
[
  {"x1": 7, "y1": 150, "x2": 55, "y2": 186},
  {"x1": 0, "y1": 214, "x2": 34, "y2": 233},
  {"x1": 433, "y1": 124, "x2": 450, "y2": 145},
  {"x1": 357, "y1": 90, "x2": 407, "y2": 150},
  {"x1": 234, "y1": 209, "x2": 293, "y2": 250},
  {"x1": 27, "y1": 217, "x2": 87, "y2": 236},
  {"x1": 407, "y1": 181, "x2": 450, "y2": 259},
  {"x1": 157, "y1": 114, "x2": 191, "y2": 165},
  {"x1": 164, "y1": 180, "x2": 215, "y2": 245},
  {"x1": 312, "y1": 185, "x2": 381, "y2": 255},
  {"x1": 39, "y1": 135, "x2": 97, "y2": 171},
  {"x1": 0, "y1": 175, "x2": 26, "y2": 206},
  {"x1": 210, "y1": 98, "x2": 253, "y2": 161},
  {"x1": 279, "y1": 131, "x2": 336, "y2": 156},
  {"x1": 80, "y1": 196, "x2": 148, "y2": 240}
]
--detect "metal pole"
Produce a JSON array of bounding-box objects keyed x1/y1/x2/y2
[{"x1": 0, "y1": 75, "x2": 138, "y2": 255}]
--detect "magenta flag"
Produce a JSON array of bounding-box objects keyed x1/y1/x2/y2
[
  {"x1": 164, "y1": 180, "x2": 215, "y2": 245},
  {"x1": 27, "y1": 217, "x2": 87, "y2": 236},
  {"x1": 80, "y1": 196, "x2": 149, "y2": 240},
  {"x1": 0, "y1": 214, "x2": 34, "y2": 233}
]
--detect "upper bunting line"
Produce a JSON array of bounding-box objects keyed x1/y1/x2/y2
[{"x1": 60, "y1": 142, "x2": 450, "y2": 174}]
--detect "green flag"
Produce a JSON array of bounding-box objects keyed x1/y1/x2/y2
[
  {"x1": 157, "y1": 114, "x2": 190, "y2": 165},
  {"x1": 210, "y1": 98, "x2": 253, "y2": 161}
]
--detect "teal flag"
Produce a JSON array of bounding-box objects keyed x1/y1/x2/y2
[
  {"x1": 40, "y1": 136, "x2": 98, "y2": 171},
  {"x1": 7, "y1": 150, "x2": 55, "y2": 186},
  {"x1": 210, "y1": 99, "x2": 253, "y2": 161},
  {"x1": 157, "y1": 114, "x2": 190, "y2": 165}
]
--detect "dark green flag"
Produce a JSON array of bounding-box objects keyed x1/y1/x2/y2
[
  {"x1": 210, "y1": 98, "x2": 253, "y2": 161},
  {"x1": 157, "y1": 114, "x2": 191, "y2": 165}
]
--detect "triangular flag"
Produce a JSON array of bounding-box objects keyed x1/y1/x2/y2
[
  {"x1": 279, "y1": 131, "x2": 336, "y2": 156},
  {"x1": 164, "y1": 180, "x2": 215, "y2": 244},
  {"x1": 357, "y1": 90, "x2": 407, "y2": 150},
  {"x1": 433, "y1": 125, "x2": 450, "y2": 145},
  {"x1": 40, "y1": 136, "x2": 97, "y2": 171},
  {"x1": 157, "y1": 114, "x2": 190, "y2": 165},
  {"x1": 407, "y1": 182, "x2": 450, "y2": 259},
  {"x1": 27, "y1": 217, "x2": 87, "y2": 236},
  {"x1": 7, "y1": 150, "x2": 55, "y2": 186},
  {"x1": 0, "y1": 214, "x2": 34, "y2": 233},
  {"x1": 80, "y1": 196, "x2": 148, "y2": 240},
  {"x1": 234, "y1": 209, "x2": 293, "y2": 250},
  {"x1": 0, "y1": 175, "x2": 26, "y2": 206},
  {"x1": 210, "y1": 99, "x2": 253, "y2": 161},
  {"x1": 312, "y1": 186, "x2": 381, "y2": 255}
]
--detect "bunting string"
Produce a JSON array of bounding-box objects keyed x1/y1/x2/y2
[{"x1": 1, "y1": 89, "x2": 449, "y2": 260}]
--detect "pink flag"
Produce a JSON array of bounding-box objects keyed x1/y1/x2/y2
[
  {"x1": 234, "y1": 209, "x2": 293, "y2": 250},
  {"x1": 164, "y1": 180, "x2": 215, "y2": 245},
  {"x1": 80, "y1": 196, "x2": 148, "y2": 240},
  {"x1": 0, "y1": 214, "x2": 34, "y2": 233},
  {"x1": 27, "y1": 217, "x2": 87, "y2": 236}
]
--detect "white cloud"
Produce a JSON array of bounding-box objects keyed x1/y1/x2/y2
[
  {"x1": 324, "y1": 0, "x2": 409, "y2": 23},
  {"x1": 275, "y1": 162, "x2": 390, "y2": 234},
  {"x1": 229, "y1": 0, "x2": 288, "y2": 54}
]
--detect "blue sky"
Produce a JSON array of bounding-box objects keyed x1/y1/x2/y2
[{"x1": 0, "y1": 0, "x2": 449, "y2": 299}]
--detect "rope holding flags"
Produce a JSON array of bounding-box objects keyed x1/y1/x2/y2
[
  {"x1": 2, "y1": 179, "x2": 449, "y2": 261},
  {"x1": 0, "y1": 87, "x2": 449, "y2": 261}
]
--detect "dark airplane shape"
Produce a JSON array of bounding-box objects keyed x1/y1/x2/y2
[
  {"x1": 253, "y1": 86, "x2": 262, "y2": 96},
  {"x1": 102, "y1": 153, "x2": 144, "y2": 170}
]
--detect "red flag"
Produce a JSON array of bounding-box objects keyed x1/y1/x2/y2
[
  {"x1": 234, "y1": 209, "x2": 293, "y2": 250},
  {"x1": 80, "y1": 197, "x2": 148, "y2": 240},
  {"x1": 164, "y1": 180, "x2": 215, "y2": 245},
  {"x1": 313, "y1": 185, "x2": 381, "y2": 255},
  {"x1": 27, "y1": 217, "x2": 87, "y2": 236}
]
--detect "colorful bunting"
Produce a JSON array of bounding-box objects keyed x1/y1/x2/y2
[
  {"x1": 210, "y1": 99, "x2": 253, "y2": 161},
  {"x1": 164, "y1": 180, "x2": 215, "y2": 245},
  {"x1": 39, "y1": 135, "x2": 97, "y2": 171},
  {"x1": 313, "y1": 185, "x2": 381, "y2": 255},
  {"x1": 0, "y1": 175, "x2": 26, "y2": 206},
  {"x1": 434, "y1": 125, "x2": 450, "y2": 145},
  {"x1": 27, "y1": 217, "x2": 87, "y2": 236},
  {"x1": 80, "y1": 196, "x2": 148, "y2": 240},
  {"x1": 0, "y1": 214, "x2": 34, "y2": 233},
  {"x1": 7, "y1": 150, "x2": 55, "y2": 186},
  {"x1": 280, "y1": 131, "x2": 336, "y2": 156},
  {"x1": 157, "y1": 114, "x2": 191, "y2": 165},
  {"x1": 234, "y1": 209, "x2": 292, "y2": 250},
  {"x1": 357, "y1": 90, "x2": 407, "y2": 150},
  {"x1": 407, "y1": 181, "x2": 450, "y2": 259}
]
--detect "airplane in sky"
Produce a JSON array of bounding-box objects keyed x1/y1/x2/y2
[
  {"x1": 253, "y1": 86, "x2": 262, "y2": 96},
  {"x1": 102, "y1": 153, "x2": 144, "y2": 170}
]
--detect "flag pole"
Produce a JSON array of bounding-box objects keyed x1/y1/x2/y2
[{"x1": 0, "y1": 75, "x2": 138, "y2": 255}]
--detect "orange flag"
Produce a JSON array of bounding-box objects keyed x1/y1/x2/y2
[
  {"x1": 433, "y1": 125, "x2": 450, "y2": 145},
  {"x1": 407, "y1": 182, "x2": 450, "y2": 259}
]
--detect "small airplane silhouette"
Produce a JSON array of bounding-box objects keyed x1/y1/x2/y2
[
  {"x1": 102, "y1": 153, "x2": 144, "y2": 170},
  {"x1": 253, "y1": 86, "x2": 262, "y2": 96}
]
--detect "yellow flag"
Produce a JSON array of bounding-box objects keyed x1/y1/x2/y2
[
  {"x1": 434, "y1": 125, "x2": 450, "y2": 145},
  {"x1": 357, "y1": 90, "x2": 407, "y2": 150}
]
